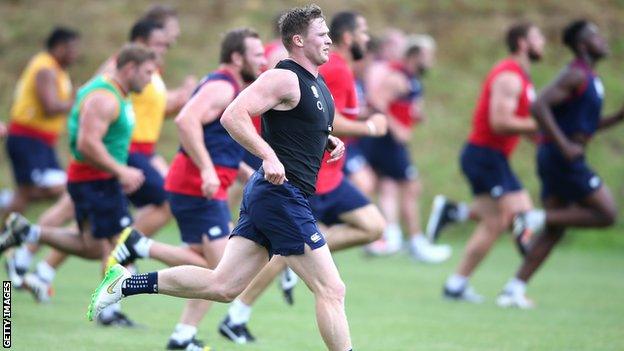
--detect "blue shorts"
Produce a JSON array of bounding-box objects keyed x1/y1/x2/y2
[
  {"x1": 168, "y1": 192, "x2": 230, "y2": 244},
  {"x1": 460, "y1": 143, "x2": 523, "y2": 198},
  {"x1": 359, "y1": 133, "x2": 417, "y2": 181},
  {"x1": 126, "y1": 152, "x2": 167, "y2": 208},
  {"x1": 309, "y1": 178, "x2": 370, "y2": 225},
  {"x1": 232, "y1": 171, "x2": 325, "y2": 256},
  {"x1": 538, "y1": 144, "x2": 601, "y2": 203},
  {"x1": 343, "y1": 141, "x2": 368, "y2": 176},
  {"x1": 67, "y1": 179, "x2": 132, "y2": 239},
  {"x1": 242, "y1": 150, "x2": 262, "y2": 171},
  {"x1": 6, "y1": 135, "x2": 65, "y2": 187}
]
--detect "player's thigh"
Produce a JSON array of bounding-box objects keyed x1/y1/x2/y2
[
  {"x1": 471, "y1": 195, "x2": 500, "y2": 220},
  {"x1": 201, "y1": 233, "x2": 229, "y2": 269},
  {"x1": 338, "y1": 203, "x2": 386, "y2": 233},
  {"x1": 213, "y1": 236, "x2": 270, "y2": 291}
]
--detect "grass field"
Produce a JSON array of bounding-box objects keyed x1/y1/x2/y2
[
  {"x1": 5, "y1": 223, "x2": 624, "y2": 351},
  {"x1": 2, "y1": 0, "x2": 624, "y2": 350}
]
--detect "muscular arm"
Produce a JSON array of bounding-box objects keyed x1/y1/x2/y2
[
  {"x1": 489, "y1": 72, "x2": 537, "y2": 134},
  {"x1": 332, "y1": 112, "x2": 387, "y2": 137},
  {"x1": 367, "y1": 69, "x2": 411, "y2": 142},
  {"x1": 35, "y1": 69, "x2": 73, "y2": 116},
  {"x1": 221, "y1": 69, "x2": 299, "y2": 161},
  {"x1": 598, "y1": 106, "x2": 624, "y2": 130},
  {"x1": 175, "y1": 80, "x2": 235, "y2": 173},
  {"x1": 166, "y1": 75, "x2": 197, "y2": 116},
  {"x1": 531, "y1": 67, "x2": 586, "y2": 152},
  {"x1": 76, "y1": 92, "x2": 124, "y2": 176}
]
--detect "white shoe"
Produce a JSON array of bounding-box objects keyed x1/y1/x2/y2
[
  {"x1": 364, "y1": 238, "x2": 403, "y2": 256},
  {"x1": 23, "y1": 273, "x2": 54, "y2": 303},
  {"x1": 443, "y1": 285, "x2": 485, "y2": 304},
  {"x1": 410, "y1": 236, "x2": 452, "y2": 264},
  {"x1": 496, "y1": 290, "x2": 535, "y2": 309},
  {"x1": 4, "y1": 250, "x2": 26, "y2": 288},
  {"x1": 87, "y1": 264, "x2": 131, "y2": 321}
]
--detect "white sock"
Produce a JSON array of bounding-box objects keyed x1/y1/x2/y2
[
  {"x1": 445, "y1": 274, "x2": 468, "y2": 292},
  {"x1": 455, "y1": 202, "x2": 470, "y2": 222},
  {"x1": 134, "y1": 237, "x2": 153, "y2": 258},
  {"x1": 504, "y1": 277, "x2": 527, "y2": 295},
  {"x1": 99, "y1": 302, "x2": 120, "y2": 320},
  {"x1": 170, "y1": 323, "x2": 197, "y2": 342},
  {"x1": 25, "y1": 225, "x2": 41, "y2": 244},
  {"x1": 410, "y1": 234, "x2": 429, "y2": 248},
  {"x1": 228, "y1": 299, "x2": 252, "y2": 325},
  {"x1": 35, "y1": 261, "x2": 56, "y2": 283},
  {"x1": 384, "y1": 223, "x2": 403, "y2": 247},
  {"x1": 527, "y1": 209, "x2": 546, "y2": 233},
  {"x1": 14, "y1": 246, "x2": 33, "y2": 270}
]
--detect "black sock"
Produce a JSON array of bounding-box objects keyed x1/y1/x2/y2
[{"x1": 121, "y1": 272, "x2": 158, "y2": 296}]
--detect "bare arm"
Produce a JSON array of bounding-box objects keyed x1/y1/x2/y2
[
  {"x1": 532, "y1": 67, "x2": 587, "y2": 160},
  {"x1": 35, "y1": 69, "x2": 73, "y2": 116},
  {"x1": 489, "y1": 72, "x2": 537, "y2": 135},
  {"x1": 598, "y1": 105, "x2": 624, "y2": 130},
  {"x1": 368, "y1": 69, "x2": 412, "y2": 142},
  {"x1": 221, "y1": 69, "x2": 300, "y2": 184},
  {"x1": 175, "y1": 80, "x2": 235, "y2": 197},
  {"x1": 332, "y1": 112, "x2": 387, "y2": 137},
  {"x1": 166, "y1": 75, "x2": 197, "y2": 116}
]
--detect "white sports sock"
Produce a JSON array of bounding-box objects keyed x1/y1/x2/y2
[
  {"x1": 527, "y1": 210, "x2": 546, "y2": 234},
  {"x1": 25, "y1": 225, "x2": 41, "y2": 244},
  {"x1": 410, "y1": 234, "x2": 429, "y2": 249},
  {"x1": 35, "y1": 261, "x2": 56, "y2": 283},
  {"x1": 384, "y1": 223, "x2": 403, "y2": 247},
  {"x1": 445, "y1": 274, "x2": 468, "y2": 292},
  {"x1": 14, "y1": 246, "x2": 33, "y2": 270},
  {"x1": 455, "y1": 203, "x2": 470, "y2": 222},
  {"x1": 170, "y1": 323, "x2": 197, "y2": 343},
  {"x1": 134, "y1": 237, "x2": 153, "y2": 258},
  {"x1": 228, "y1": 299, "x2": 252, "y2": 325},
  {"x1": 504, "y1": 277, "x2": 527, "y2": 295}
]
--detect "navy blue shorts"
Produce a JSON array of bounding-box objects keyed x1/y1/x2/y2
[
  {"x1": 242, "y1": 150, "x2": 262, "y2": 171},
  {"x1": 359, "y1": 133, "x2": 417, "y2": 181},
  {"x1": 168, "y1": 192, "x2": 230, "y2": 244},
  {"x1": 537, "y1": 144, "x2": 601, "y2": 203},
  {"x1": 67, "y1": 179, "x2": 132, "y2": 239},
  {"x1": 460, "y1": 143, "x2": 523, "y2": 198},
  {"x1": 232, "y1": 171, "x2": 325, "y2": 256},
  {"x1": 309, "y1": 178, "x2": 370, "y2": 225},
  {"x1": 343, "y1": 141, "x2": 368, "y2": 176},
  {"x1": 6, "y1": 135, "x2": 65, "y2": 187},
  {"x1": 126, "y1": 152, "x2": 167, "y2": 208}
]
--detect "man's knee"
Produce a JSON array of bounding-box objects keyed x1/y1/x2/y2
[
  {"x1": 317, "y1": 278, "x2": 346, "y2": 304},
  {"x1": 599, "y1": 206, "x2": 617, "y2": 227},
  {"x1": 363, "y1": 216, "x2": 385, "y2": 243},
  {"x1": 210, "y1": 275, "x2": 245, "y2": 303}
]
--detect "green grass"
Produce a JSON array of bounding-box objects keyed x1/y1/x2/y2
[
  {"x1": 5, "y1": 224, "x2": 624, "y2": 351},
  {"x1": 2, "y1": 0, "x2": 624, "y2": 350}
]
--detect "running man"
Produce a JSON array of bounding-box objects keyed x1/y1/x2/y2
[
  {"x1": 103, "y1": 27, "x2": 266, "y2": 350},
  {"x1": 218, "y1": 10, "x2": 387, "y2": 344},
  {"x1": 0, "y1": 44, "x2": 157, "y2": 325},
  {"x1": 88, "y1": 5, "x2": 355, "y2": 351},
  {"x1": 498, "y1": 20, "x2": 622, "y2": 308},
  {"x1": 361, "y1": 35, "x2": 450, "y2": 262},
  {"x1": 4, "y1": 27, "x2": 80, "y2": 215},
  {"x1": 428, "y1": 23, "x2": 544, "y2": 302},
  {"x1": 10, "y1": 18, "x2": 195, "y2": 305}
]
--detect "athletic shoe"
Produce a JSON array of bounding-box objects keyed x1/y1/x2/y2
[
  {"x1": 22, "y1": 273, "x2": 54, "y2": 303},
  {"x1": 5, "y1": 250, "x2": 27, "y2": 288},
  {"x1": 363, "y1": 239, "x2": 402, "y2": 256},
  {"x1": 512, "y1": 211, "x2": 544, "y2": 256},
  {"x1": 166, "y1": 337, "x2": 213, "y2": 350},
  {"x1": 280, "y1": 267, "x2": 298, "y2": 305},
  {"x1": 96, "y1": 311, "x2": 139, "y2": 328},
  {"x1": 496, "y1": 289, "x2": 535, "y2": 309},
  {"x1": 0, "y1": 213, "x2": 31, "y2": 254},
  {"x1": 443, "y1": 285, "x2": 484, "y2": 304},
  {"x1": 218, "y1": 316, "x2": 256, "y2": 344},
  {"x1": 426, "y1": 195, "x2": 459, "y2": 242},
  {"x1": 410, "y1": 236, "x2": 452, "y2": 264},
  {"x1": 107, "y1": 227, "x2": 141, "y2": 270},
  {"x1": 87, "y1": 264, "x2": 130, "y2": 321}
]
